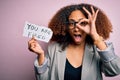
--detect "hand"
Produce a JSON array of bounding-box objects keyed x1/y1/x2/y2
[
  {"x1": 28, "y1": 37, "x2": 44, "y2": 55},
  {"x1": 77, "y1": 6, "x2": 100, "y2": 41}
]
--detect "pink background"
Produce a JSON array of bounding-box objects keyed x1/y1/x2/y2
[{"x1": 0, "y1": 0, "x2": 120, "y2": 80}]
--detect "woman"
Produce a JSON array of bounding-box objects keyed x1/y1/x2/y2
[{"x1": 28, "y1": 3, "x2": 120, "y2": 80}]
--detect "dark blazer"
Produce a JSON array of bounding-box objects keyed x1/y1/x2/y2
[{"x1": 34, "y1": 42, "x2": 120, "y2": 80}]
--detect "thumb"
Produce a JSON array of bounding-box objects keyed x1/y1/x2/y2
[
  {"x1": 76, "y1": 24, "x2": 90, "y2": 34},
  {"x1": 76, "y1": 24, "x2": 85, "y2": 31}
]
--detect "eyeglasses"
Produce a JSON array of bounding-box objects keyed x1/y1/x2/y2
[{"x1": 68, "y1": 19, "x2": 89, "y2": 29}]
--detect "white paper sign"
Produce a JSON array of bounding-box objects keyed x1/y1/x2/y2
[{"x1": 23, "y1": 21, "x2": 53, "y2": 42}]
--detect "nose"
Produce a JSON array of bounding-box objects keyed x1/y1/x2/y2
[{"x1": 74, "y1": 24, "x2": 80, "y2": 31}]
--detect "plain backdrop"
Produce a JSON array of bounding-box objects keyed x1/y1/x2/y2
[{"x1": 0, "y1": 0, "x2": 120, "y2": 80}]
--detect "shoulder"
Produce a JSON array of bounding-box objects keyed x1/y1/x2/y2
[
  {"x1": 47, "y1": 41, "x2": 62, "y2": 54},
  {"x1": 47, "y1": 41, "x2": 61, "y2": 50},
  {"x1": 46, "y1": 42, "x2": 64, "y2": 61}
]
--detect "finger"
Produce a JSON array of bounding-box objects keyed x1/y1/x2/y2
[
  {"x1": 28, "y1": 39, "x2": 34, "y2": 45},
  {"x1": 32, "y1": 35, "x2": 37, "y2": 41},
  {"x1": 29, "y1": 42, "x2": 37, "y2": 51},
  {"x1": 28, "y1": 43, "x2": 34, "y2": 52},
  {"x1": 91, "y1": 6, "x2": 95, "y2": 14},
  {"x1": 31, "y1": 42, "x2": 36, "y2": 48},
  {"x1": 29, "y1": 46, "x2": 35, "y2": 52},
  {"x1": 28, "y1": 38, "x2": 37, "y2": 47},
  {"x1": 77, "y1": 23, "x2": 90, "y2": 34},
  {"x1": 83, "y1": 7, "x2": 92, "y2": 18},
  {"x1": 76, "y1": 24, "x2": 84, "y2": 30},
  {"x1": 28, "y1": 36, "x2": 37, "y2": 44},
  {"x1": 79, "y1": 18, "x2": 89, "y2": 23},
  {"x1": 79, "y1": 18, "x2": 90, "y2": 26},
  {"x1": 94, "y1": 9, "x2": 99, "y2": 21},
  {"x1": 28, "y1": 41, "x2": 35, "y2": 48}
]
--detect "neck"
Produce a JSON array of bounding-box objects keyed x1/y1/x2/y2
[{"x1": 68, "y1": 42, "x2": 86, "y2": 50}]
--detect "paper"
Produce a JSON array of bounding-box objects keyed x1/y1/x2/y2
[{"x1": 23, "y1": 21, "x2": 53, "y2": 42}]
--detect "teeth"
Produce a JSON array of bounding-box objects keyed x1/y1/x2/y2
[{"x1": 74, "y1": 34, "x2": 81, "y2": 37}]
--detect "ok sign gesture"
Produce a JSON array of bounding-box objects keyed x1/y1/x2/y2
[{"x1": 77, "y1": 6, "x2": 100, "y2": 41}]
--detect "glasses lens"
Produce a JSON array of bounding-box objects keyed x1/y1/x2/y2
[
  {"x1": 80, "y1": 21, "x2": 89, "y2": 26},
  {"x1": 68, "y1": 21, "x2": 77, "y2": 29}
]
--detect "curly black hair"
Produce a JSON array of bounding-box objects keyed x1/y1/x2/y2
[{"x1": 48, "y1": 3, "x2": 112, "y2": 50}]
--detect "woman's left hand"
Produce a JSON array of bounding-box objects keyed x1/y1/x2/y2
[
  {"x1": 77, "y1": 6, "x2": 107, "y2": 50},
  {"x1": 77, "y1": 6, "x2": 100, "y2": 41}
]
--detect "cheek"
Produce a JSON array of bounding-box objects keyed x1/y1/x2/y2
[
  {"x1": 68, "y1": 29, "x2": 73, "y2": 35},
  {"x1": 82, "y1": 33, "x2": 87, "y2": 39}
]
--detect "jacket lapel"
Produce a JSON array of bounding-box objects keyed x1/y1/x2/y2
[
  {"x1": 81, "y1": 44, "x2": 94, "y2": 80},
  {"x1": 56, "y1": 48, "x2": 66, "y2": 80}
]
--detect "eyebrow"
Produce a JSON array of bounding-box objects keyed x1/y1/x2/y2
[{"x1": 69, "y1": 18, "x2": 84, "y2": 22}]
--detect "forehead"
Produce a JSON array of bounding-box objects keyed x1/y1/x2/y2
[{"x1": 69, "y1": 10, "x2": 86, "y2": 21}]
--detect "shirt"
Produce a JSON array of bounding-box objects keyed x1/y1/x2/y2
[{"x1": 64, "y1": 59, "x2": 82, "y2": 80}]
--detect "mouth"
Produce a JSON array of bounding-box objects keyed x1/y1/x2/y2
[{"x1": 73, "y1": 34, "x2": 82, "y2": 42}]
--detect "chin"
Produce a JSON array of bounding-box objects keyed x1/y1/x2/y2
[
  {"x1": 73, "y1": 41, "x2": 82, "y2": 45},
  {"x1": 73, "y1": 40, "x2": 85, "y2": 46}
]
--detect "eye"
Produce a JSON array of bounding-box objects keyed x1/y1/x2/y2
[
  {"x1": 69, "y1": 22, "x2": 75, "y2": 26},
  {"x1": 80, "y1": 21, "x2": 89, "y2": 26},
  {"x1": 68, "y1": 21, "x2": 76, "y2": 26}
]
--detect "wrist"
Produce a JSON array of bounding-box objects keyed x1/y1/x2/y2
[
  {"x1": 93, "y1": 36, "x2": 107, "y2": 50},
  {"x1": 94, "y1": 36, "x2": 103, "y2": 45},
  {"x1": 38, "y1": 53, "x2": 45, "y2": 65},
  {"x1": 38, "y1": 52, "x2": 44, "y2": 57},
  {"x1": 36, "y1": 50, "x2": 44, "y2": 55}
]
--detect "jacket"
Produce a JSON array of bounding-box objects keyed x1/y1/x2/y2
[{"x1": 34, "y1": 42, "x2": 120, "y2": 80}]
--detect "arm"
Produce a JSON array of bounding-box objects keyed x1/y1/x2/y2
[
  {"x1": 34, "y1": 57, "x2": 49, "y2": 80},
  {"x1": 81, "y1": 6, "x2": 120, "y2": 77},
  {"x1": 28, "y1": 37, "x2": 45, "y2": 65},
  {"x1": 97, "y1": 42, "x2": 120, "y2": 76},
  {"x1": 28, "y1": 37, "x2": 50, "y2": 80},
  {"x1": 34, "y1": 42, "x2": 58, "y2": 80}
]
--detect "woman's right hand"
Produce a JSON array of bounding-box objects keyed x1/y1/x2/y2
[
  {"x1": 28, "y1": 37, "x2": 45, "y2": 65},
  {"x1": 28, "y1": 37, "x2": 44, "y2": 55}
]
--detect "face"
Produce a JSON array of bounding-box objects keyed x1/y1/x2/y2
[{"x1": 68, "y1": 10, "x2": 87, "y2": 45}]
